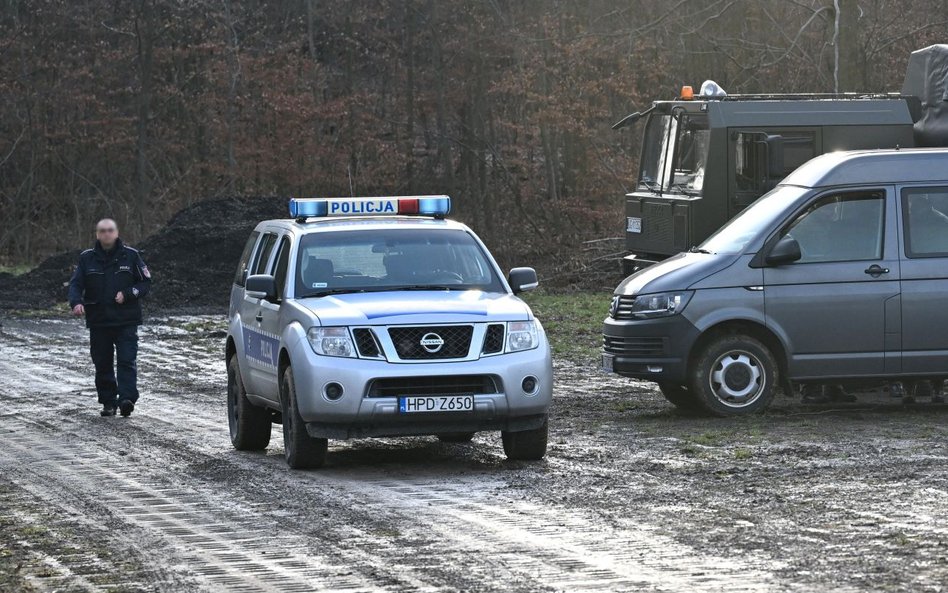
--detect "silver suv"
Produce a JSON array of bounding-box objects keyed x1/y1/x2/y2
[{"x1": 225, "y1": 196, "x2": 553, "y2": 468}]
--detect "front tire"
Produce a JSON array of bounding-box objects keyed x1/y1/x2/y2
[
  {"x1": 227, "y1": 357, "x2": 271, "y2": 451},
  {"x1": 658, "y1": 383, "x2": 704, "y2": 412},
  {"x1": 280, "y1": 367, "x2": 328, "y2": 469},
  {"x1": 689, "y1": 334, "x2": 778, "y2": 416},
  {"x1": 502, "y1": 421, "x2": 548, "y2": 460}
]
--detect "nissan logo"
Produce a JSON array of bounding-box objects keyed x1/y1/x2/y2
[{"x1": 420, "y1": 332, "x2": 445, "y2": 353}]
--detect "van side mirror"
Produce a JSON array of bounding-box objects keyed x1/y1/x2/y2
[
  {"x1": 508, "y1": 267, "x2": 539, "y2": 294},
  {"x1": 765, "y1": 235, "x2": 802, "y2": 266},
  {"x1": 246, "y1": 274, "x2": 277, "y2": 301}
]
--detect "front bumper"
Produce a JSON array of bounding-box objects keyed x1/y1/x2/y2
[
  {"x1": 602, "y1": 314, "x2": 700, "y2": 384},
  {"x1": 290, "y1": 343, "x2": 553, "y2": 439}
]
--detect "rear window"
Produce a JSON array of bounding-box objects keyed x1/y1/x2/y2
[
  {"x1": 295, "y1": 228, "x2": 504, "y2": 298},
  {"x1": 902, "y1": 187, "x2": 948, "y2": 257}
]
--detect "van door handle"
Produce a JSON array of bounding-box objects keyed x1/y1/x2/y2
[
  {"x1": 255, "y1": 312, "x2": 263, "y2": 322},
  {"x1": 864, "y1": 264, "x2": 889, "y2": 277}
]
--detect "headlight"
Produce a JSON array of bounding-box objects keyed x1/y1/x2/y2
[
  {"x1": 629, "y1": 291, "x2": 694, "y2": 319},
  {"x1": 307, "y1": 327, "x2": 356, "y2": 358},
  {"x1": 506, "y1": 321, "x2": 539, "y2": 352}
]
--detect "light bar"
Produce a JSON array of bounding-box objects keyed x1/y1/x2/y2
[{"x1": 289, "y1": 196, "x2": 451, "y2": 219}]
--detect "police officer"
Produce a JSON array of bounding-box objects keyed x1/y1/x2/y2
[{"x1": 68, "y1": 219, "x2": 152, "y2": 417}]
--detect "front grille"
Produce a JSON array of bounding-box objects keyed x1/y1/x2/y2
[
  {"x1": 603, "y1": 335, "x2": 666, "y2": 357},
  {"x1": 611, "y1": 296, "x2": 637, "y2": 320},
  {"x1": 482, "y1": 324, "x2": 505, "y2": 354},
  {"x1": 367, "y1": 375, "x2": 499, "y2": 397},
  {"x1": 353, "y1": 328, "x2": 381, "y2": 358},
  {"x1": 389, "y1": 325, "x2": 473, "y2": 359}
]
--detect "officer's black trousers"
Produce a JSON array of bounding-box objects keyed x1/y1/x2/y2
[{"x1": 89, "y1": 325, "x2": 139, "y2": 406}]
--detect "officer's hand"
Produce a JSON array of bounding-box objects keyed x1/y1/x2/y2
[
  {"x1": 72, "y1": 304, "x2": 85, "y2": 316},
  {"x1": 115, "y1": 291, "x2": 125, "y2": 305}
]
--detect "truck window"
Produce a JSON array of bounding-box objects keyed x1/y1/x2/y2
[
  {"x1": 639, "y1": 112, "x2": 709, "y2": 194},
  {"x1": 902, "y1": 187, "x2": 948, "y2": 257},
  {"x1": 784, "y1": 191, "x2": 885, "y2": 263},
  {"x1": 252, "y1": 233, "x2": 278, "y2": 275},
  {"x1": 271, "y1": 236, "x2": 292, "y2": 301},
  {"x1": 736, "y1": 131, "x2": 816, "y2": 192},
  {"x1": 234, "y1": 231, "x2": 260, "y2": 287}
]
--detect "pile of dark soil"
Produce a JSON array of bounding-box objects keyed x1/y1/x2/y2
[{"x1": 0, "y1": 196, "x2": 285, "y2": 312}]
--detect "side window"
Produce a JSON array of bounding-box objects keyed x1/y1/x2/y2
[
  {"x1": 252, "y1": 233, "x2": 278, "y2": 275},
  {"x1": 735, "y1": 131, "x2": 816, "y2": 192},
  {"x1": 903, "y1": 187, "x2": 948, "y2": 257},
  {"x1": 784, "y1": 191, "x2": 885, "y2": 263},
  {"x1": 271, "y1": 236, "x2": 292, "y2": 301},
  {"x1": 234, "y1": 231, "x2": 260, "y2": 287}
]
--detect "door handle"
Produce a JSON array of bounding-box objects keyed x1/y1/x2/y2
[
  {"x1": 864, "y1": 264, "x2": 889, "y2": 277},
  {"x1": 255, "y1": 312, "x2": 263, "y2": 322}
]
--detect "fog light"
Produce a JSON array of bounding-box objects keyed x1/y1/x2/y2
[
  {"x1": 324, "y1": 382, "x2": 344, "y2": 401},
  {"x1": 521, "y1": 376, "x2": 539, "y2": 395},
  {"x1": 647, "y1": 365, "x2": 664, "y2": 373}
]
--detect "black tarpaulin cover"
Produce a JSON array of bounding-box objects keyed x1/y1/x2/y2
[{"x1": 902, "y1": 44, "x2": 948, "y2": 147}]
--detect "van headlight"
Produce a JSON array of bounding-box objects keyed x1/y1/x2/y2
[
  {"x1": 629, "y1": 291, "x2": 694, "y2": 319},
  {"x1": 506, "y1": 321, "x2": 539, "y2": 352},
  {"x1": 307, "y1": 327, "x2": 356, "y2": 358}
]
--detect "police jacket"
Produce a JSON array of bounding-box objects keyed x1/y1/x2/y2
[{"x1": 68, "y1": 239, "x2": 152, "y2": 328}]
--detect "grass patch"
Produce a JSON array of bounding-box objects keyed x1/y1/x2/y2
[
  {"x1": 0, "y1": 264, "x2": 32, "y2": 276},
  {"x1": 521, "y1": 290, "x2": 609, "y2": 364},
  {"x1": 733, "y1": 447, "x2": 753, "y2": 460}
]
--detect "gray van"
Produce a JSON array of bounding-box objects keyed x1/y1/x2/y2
[{"x1": 602, "y1": 148, "x2": 948, "y2": 416}]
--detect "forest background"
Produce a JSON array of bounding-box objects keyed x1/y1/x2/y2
[{"x1": 2, "y1": 0, "x2": 946, "y2": 278}]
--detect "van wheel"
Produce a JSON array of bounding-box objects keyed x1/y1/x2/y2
[
  {"x1": 658, "y1": 383, "x2": 704, "y2": 412},
  {"x1": 438, "y1": 432, "x2": 475, "y2": 443},
  {"x1": 227, "y1": 357, "x2": 271, "y2": 451},
  {"x1": 280, "y1": 367, "x2": 328, "y2": 469},
  {"x1": 502, "y1": 421, "x2": 548, "y2": 460},
  {"x1": 690, "y1": 334, "x2": 778, "y2": 416}
]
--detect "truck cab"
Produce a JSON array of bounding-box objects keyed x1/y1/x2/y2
[{"x1": 621, "y1": 93, "x2": 915, "y2": 272}]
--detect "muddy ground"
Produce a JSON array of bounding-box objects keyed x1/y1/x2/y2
[{"x1": 1, "y1": 314, "x2": 947, "y2": 593}]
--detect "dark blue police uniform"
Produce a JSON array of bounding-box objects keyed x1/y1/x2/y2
[{"x1": 68, "y1": 239, "x2": 152, "y2": 410}]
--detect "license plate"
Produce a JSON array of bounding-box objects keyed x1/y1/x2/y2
[
  {"x1": 602, "y1": 353, "x2": 614, "y2": 373},
  {"x1": 399, "y1": 395, "x2": 474, "y2": 413},
  {"x1": 627, "y1": 217, "x2": 642, "y2": 233}
]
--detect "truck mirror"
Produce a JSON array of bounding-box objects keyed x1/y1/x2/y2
[
  {"x1": 764, "y1": 134, "x2": 785, "y2": 180},
  {"x1": 246, "y1": 274, "x2": 278, "y2": 301},
  {"x1": 765, "y1": 235, "x2": 801, "y2": 266},
  {"x1": 508, "y1": 267, "x2": 539, "y2": 294}
]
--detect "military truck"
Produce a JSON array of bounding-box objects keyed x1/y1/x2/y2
[{"x1": 614, "y1": 44, "x2": 948, "y2": 274}]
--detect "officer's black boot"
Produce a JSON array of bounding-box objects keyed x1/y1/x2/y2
[
  {"x1": 100, "y1": 404, "x2": 117, "y2": 417},
  {"x1": 119, "y1": 399, "x2": 135, "y2": 417}
]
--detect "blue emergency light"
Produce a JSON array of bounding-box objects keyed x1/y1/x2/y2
[{"x1": 289, "y1": 196, "x2": 451, "y2": 220}]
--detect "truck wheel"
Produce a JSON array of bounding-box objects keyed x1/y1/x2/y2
[
  {"x1": 280, "y1": 367, "x2": 328, "y2": 469},
  {"x1": 437, "y1": 432, "x2": 475, "y2": 443},
  {"x1": 658, "y1": 383, "x2": 704, "y2": 412},
  {"x1": 502, "y1": 421, "x2": 548, "y2": 461},
  {"x1": 227, "y1": 357, "x2": 271, "y2": 451},
  {"x1": 690, "y1": 334, "x2": 778, "y2": 416}
]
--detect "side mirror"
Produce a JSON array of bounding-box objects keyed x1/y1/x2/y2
[
  {"x1": 508, "y1": 267, "x2": 539, "y2": 294},
  {"x1": 765, "y1": 235, "x2": 802, "y2": 266},
  {"x1": 245, "y1": 274, "x2": 277, "y2": 301}
]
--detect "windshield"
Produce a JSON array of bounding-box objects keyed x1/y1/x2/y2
[
  {"x1": 639, "y1": 111, "x2": 709, "y2": 195},
  {"x1": 699, "y1": 186, "x2": 807, "y2": 254},
  {"x1": 295, "y1": 228, "x2": 505, "y2": 298}
]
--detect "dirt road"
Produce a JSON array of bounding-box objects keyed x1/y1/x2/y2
[{"x1": 1, "y1": 315, "x2": 947, "y2": 592}]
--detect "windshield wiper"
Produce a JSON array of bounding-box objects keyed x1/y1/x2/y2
[
  {"x1": 303, "y1": 288, "x2": 372, "y2": 298},
  {"x1": 689, "y1": 246, "x2": 712, "y2": 254},
  {"x1": 390, "y1": 285, "x2": 467, "y2": 291},
  {"x1": 640, "y1": 180, "x2": 662, "y2": 193}
]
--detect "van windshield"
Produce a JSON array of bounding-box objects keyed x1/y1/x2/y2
[{"x1": 699, "y1": 186, "x2": 807, "y2": 254}]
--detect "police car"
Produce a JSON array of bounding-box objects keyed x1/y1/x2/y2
[{"x1": 225, "y1": 196, "x2": 553, "y2": 468}]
